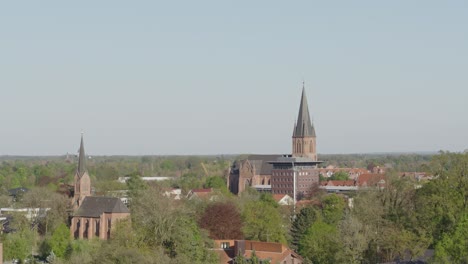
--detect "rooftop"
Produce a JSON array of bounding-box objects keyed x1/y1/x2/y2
[{"x1": 74, "y1": 196, "x2": 130, "y2": 218}]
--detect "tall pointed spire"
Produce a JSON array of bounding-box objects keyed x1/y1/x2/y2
[
  {"x1": 293, "y1": 83, "x2": 316, "y2": 137},
  {"x1": 77, "y1": 133, "x2": 87, "y2": 177}
]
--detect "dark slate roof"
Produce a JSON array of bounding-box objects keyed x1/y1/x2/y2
[
  {"x1": 74, "y1": 196, "x2": 129, "y2": 218},
  {"x1": 8, "y1": 187, "x2": 29, "y2": 196},
  {"x1": 293, "y1": 85, "x2": 316, "y2": 137},
  {"x1": 77, "y1": 134, "x2": 87, "y2": 177},
  {"x1": 246, "y1": 155, "x2": 282, "y2": 175}
]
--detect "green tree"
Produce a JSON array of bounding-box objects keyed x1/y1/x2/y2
[
  {"x1": 259, "y1": 193, "x2": 279, "y2": 208},
  {"x1": 126, "y1": 173, "x2": 148, "y2": 199},
  {"x1": 48, "y1": 223, "x2": 70, "y2": 258},
  {"x1": 3, "y1": 228, "x2": 35, "y2": 262},
  {"x1": 321, "y1": 194, "x2": 345, "y2": 225},
  {"x1": 290, "y1": 207, "x2": 321, "y2": 250},
  {"x1": 130, "y1": 188, "x2": 217, "y2": 263},
  {"x1": 177, "y1": 173, "x2": 204, "y2": 193},
  {"x1": 20, "y1": 187, "x2": 69, "y2": 236},
  {"x1": 160, "y1": 160, "x2": 175, "y2": 171},
  {"x1": 329, "y1": 171, "x2": 349, "y2": 181},
  {"x1": 415, "y1": 152, "x2": 468, "y2": 243},
  {"x1": 434, "y1": 214, "x2": 468, "y2": 263},
  {"x1": 337, "y1": 213, "x2": 369, "y2": 264},
  {"x1": 299, "y1": 221, "x2": 341, "y2": 264},
  {"x1": 204, "y1": 176, "x2": 225, "y2": 189},
  {"x1": 242, "y1": 200, "x2": 286, "y2": 244},
  {"x1": 204, "y1": 176, "x2": 229, "y2": 194}
]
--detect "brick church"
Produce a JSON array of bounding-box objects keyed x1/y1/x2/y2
[
  {"x1": 70, "y1": 135, "x2": 130, "y2": 240},
  {"x1": 228, "y1": 84, "x2": 322, "y2": 201}
]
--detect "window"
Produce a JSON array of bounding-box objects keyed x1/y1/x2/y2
[{"x1": 221, "y1": 242, "x2": 230, "y2": 249}]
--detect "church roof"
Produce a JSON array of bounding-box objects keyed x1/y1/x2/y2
[
  {"x1": 77, "y1": 134, "x2": 87, "y2": 177},
  {"x1": 246, "y1": 155, "x2": 282, "y2": 175},
  {"x1": 293, "y1": 85, "x2": 316, "y2": 137},
  {"x1": 74, "y1": 196, "x2": 130, "y2": 218}
]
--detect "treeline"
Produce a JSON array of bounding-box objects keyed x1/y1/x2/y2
[
  {"x1": 320, "y1": 153, "x2": 433, "y2": 172},
  {"x1": 0, "y1": 152, "x2": 433, "y2": 193},
  {"x1": 0, "y1": 155, "x2": 233, "y2": 194},
  {"x1": 293, "y1": 151, "x2": 468, "y2": 263}
]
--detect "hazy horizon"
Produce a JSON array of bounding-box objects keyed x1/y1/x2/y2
[{"x1": 1, "y1": 1, "x2": 467, "y2": 155}]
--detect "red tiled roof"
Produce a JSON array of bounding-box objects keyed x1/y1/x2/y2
[
  {"x1": 320, "y1": 180, "x2": 355, "y2": 187},
  {"x1": 242, "y1": 240, "x2": 302, "y2": 263},
  {"x1": 319, "y1": 168, "x2": 369, "y2": 173},
  {"x1": 357, "y1": 173, "x2": 386, "y2": 187},
  {"x1": 272, "y1": 194, "x2": 287, "y2": 202},
  {"x1": 213, "y1": 240, "x2": 303, "y2": 263}
]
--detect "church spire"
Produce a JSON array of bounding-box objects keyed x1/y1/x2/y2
[
  {"x1": 77, "y1": 133, "x2": 87, "y2": 177},
  {"x1": 293, "y1": 83, "x2": 316, "y2": 137}
]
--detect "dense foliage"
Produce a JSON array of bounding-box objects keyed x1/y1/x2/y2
[{"x1": 0, "y1": 152, "x2": 467, "y2": 263}]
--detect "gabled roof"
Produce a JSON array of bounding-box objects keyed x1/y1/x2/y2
[
  {"x1": 187, "y1": 188, "x2": 217, "y2": 200},
  {"x1": 8, "y1": 187, "x2": 29, "y2": 196},
  {"x1": 74, "y1": 196, "x2": 130, "y2": 218},
  {"x1": 242, "y1": 240, "x2": 303, "y2": 263},
  {"x1": 293, "y1": 84, "x2": 316, "y2": 138},
  {"x1": 272, "y1": 194, "x2": 287, "y2": 202},
  {"x1": 274, "y1": 194, "x2": 294, "y2": 205},
  {"x1": 357, "y1": 174, "x2": 386, "y2": 187},
  {"x1": 245, "y1": 155, "x2": 281, "y2": 175},
  {"x1": 320, "y1": 180, "x2": 356, "y2": 187}
]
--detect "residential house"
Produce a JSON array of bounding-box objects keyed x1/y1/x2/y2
[
  {"x1": 187, "y1": 188, "x2": 219, "y2": 201},
  {"x1": 163, "y1": 188, "x2": 182, "y2": 200},
  {"x1": 272, "y1": 194, "x2": 294, "y2": 206},
  {"x1": 213, "y1": 239, "x2": 303, "y2": 264}
]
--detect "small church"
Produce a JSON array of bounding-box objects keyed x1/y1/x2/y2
[{"x1": 70, "y1": 135, "x2": 130, "y2": 240}]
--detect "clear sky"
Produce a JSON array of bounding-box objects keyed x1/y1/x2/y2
[{"x1": 1, "y1": 1, "x2": 467, "y2": 155}]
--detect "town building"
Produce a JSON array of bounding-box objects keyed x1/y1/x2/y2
[
  {"x1": 318, "y1": 166, "x2": 370, "y2": 180},
  {"x1": 163, "y1": 188, "x2": 182, "y2": 200},
  {"x1": 213, "y1": 239, "x2": 303, "y2": 264},
  {"x1": 319, "y1": 173, "x2": 387, "y2": 193},
  {"x1": 228, "y1": 84, "x2": 320, "y2": 197},
  {"x1": 272, "y1": 194, "x2": 294, "y2": 206},
  {"x1": 187, "y1": 188, "x2": 219, "y2": 201},
  {"x1": 269, "y1": 156, "x2": 321, "y2": 201},
  {"x1": 70, "y1": 134, "x2": 130, "y2": 240},
  {"x1": 228, "y1": 155, "x2": 279, "y2": 195}
]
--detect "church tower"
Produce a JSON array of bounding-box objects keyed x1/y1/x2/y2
[
  {"x1": 292, "y1": 83, "x2": 317, "y2": 161},
  {"x1": 72, "y1": 134, "x2": 91, "y2": 210}
]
